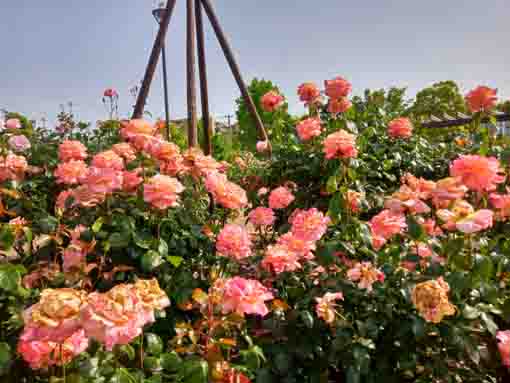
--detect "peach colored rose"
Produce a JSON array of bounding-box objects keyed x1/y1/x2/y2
[
  {"x1": 347, "y1": 262, "x2": 385, "y2": 292},
  {"x1": 80, "y1": 284, "x2": 144, "y2": 350},
  {"x1": 112, "y1": 142, "x2": 137, "y2": 163},
  {"x1": 133, "y1": 279, "x2": 170, "y2": 325},
  {"x1": 328, "y1": 98, "x2": 352, "y2": 115},
  {"x1": 315, "y1": 292, "x2": 344, "y2": 324},
  {"x1": 91, "y1": 150, "x2": 124, "y2": 170},
  {"x1": 412, "y1": 277, "x2": 455, "y2": 323},
  {"x1": 73, "y1": 185, "x2": 106, "y2": 207},
  {"x1": 21, "y1": 288, "x2": 87, "y2": 343},
  {"x1": 388, "y1": 117, "x2": 413, "y2": 139},
  {"x1": 455, "y1": 209, "x2": 493, "y2": 234},
  {"x1": 122, "y1": 168, "x2": 143, "y2": 193},
  {"x1": 248, "y1": 207, "x2": 275, "y2": 226},
  {"x1": 290, "y1": 208, "x2": 330, "y2": 242},
  {"x1": 216, "y1": 224, "x2": 252, "y2": 261},
  {"x1": 54, "y1": 160, "x2": 88, "y2": 185},
  {"x1": 143, "y1": 174, "x2": 185, "y2": 209},
  {"x1": 323, "y1": 130, "x2": 357, "y2": 159},
  {"x1": 205, "y1": 172, "x2": 248, "y2": 210},
  {"x1": 324, "y1": 76, "x2": 352, "y2": 99},
  {"x1": 147, "y1": 139, "x2": 181, "y2": 162},
  {"x1": 297, "y1": 82, "x2": 321, "y2": 104},
  {"x1": 490, "y1": 193, "x2": 510, "y2": 221},
  {"x1": 18, "y1": 329, "x2": 88, "y2": 370},
  {"x1": 160, "y1": 155, "x2": 185, "y2": 177},
  {"x1": 213, "y1": 277, "x2": 273, "y2": 317},
  {"x1": 268, "y1": 186, "x2": 295, "y2": 209},
  {"x1": 369, "y1": 209, "x2": 407, "y2": 250},
  {"x1": 83, "y1": 167, "x2": 122, "y2": 194},
  {"x1": 296, "y1": 118, "x2": 322, "y2": 141},
  {"x1": 58, "y1": 140, "x2": 87, "y2": 162},
  {"x1": 120, "y1": 119, "x2": 156, "y2": 140},
  {"x1": 276, "y1": 232, "x2": 315, "y2": 260},
  {"x1": 430, "y1": 177, "x2": 468, "y2": 208},
  {"x1": 260, "y1": 91, "x2": 284, "y2": 112},
  {"x1": 450, "y1": 155, "x2": 505, "y2": 192},
  {"x1": 465, "y1": 86, "x2": 497, "y2": 113},
  {"x1": 261, "y1": 244, "x2": 302, "y2": 274}
]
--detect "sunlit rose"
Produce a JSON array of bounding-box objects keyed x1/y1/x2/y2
[
  {"x1": 315, "y1": 292, "x2": 344, "y2": 324},
  {"x1": 216, "y1": 224, "x2": 252, "y2": 261},
  {"x1": 412, "y1": 277, "x2": 455, "y2": 323},
  {"x1": 297, "y1": 82, "x2": 321, "y2": 104},
  {"x1": 59, "y1": 140, "x2": 87, "y2": 162},
  {"x1": 54, "y1": 160, "x2": 88, "y2": 185},
  {"x1": 268, "y1": 186, "x2": 295, "y2": 209},
  {"x1": 213, "y1": 277, "x2": 273, "y2": 317},
  {"x1": 260, "y1": 91, "x2": 285, "y2": 112},
  {"x1": 450, "y1": 155, "x2": 505, "y2": 192},
  {"x1": 296, "y1": 118, "x2": 322, "y2": 141},
  {"x1": 143, "y1": 174, "x2": 184, "y2": 210},
  {"x1": 328, "y1": 98, "x2": 352, "y2": 115},
  {"x1": 465, "y1": 86, "x2": 497, "y2": 113},
  {"x1": 388, "y1": 117, "x2": 413, "y2": 139},
  {"x1": 323, "y1": 130, "x2": 357, "y2": 160},
  {"x1": 347, "y1": 262, "x2": 385, "y2": 292},
  {"x1": 324, "y1": 76, "x2": 352, "y2": 99},
  {"x1": 91, "y1": 150, "x2": 124, "y2": 170}
]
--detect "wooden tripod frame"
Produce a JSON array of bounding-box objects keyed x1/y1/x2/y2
[{"x1": 132, "y1": 0, "x2": 270, "y2": 155}]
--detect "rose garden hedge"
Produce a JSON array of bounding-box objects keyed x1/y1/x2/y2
[{"x1": 0, "y1": 79, "x2": 509, "y2": 383}]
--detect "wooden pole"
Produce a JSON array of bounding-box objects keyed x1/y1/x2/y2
[
  {"x1": 195, "y1": 0, "x2": 212, "y2": 155},
  {"x1": 199, "y1": 0, "x2": 270, "y2": 146},
  {"x1": 186, "y1": 0, "x2": 198, "y2": 147},
  {"x1": 132, "y1": 0, "x2": 177, "y2": 119}
]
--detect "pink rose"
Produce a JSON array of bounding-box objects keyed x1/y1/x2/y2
[
  {"x1": 324, "y1": 76, "x2": 352, "y2": 99},
  {"x1": 296, "y1": 118, "x2": 322, "y2": 141},
  {"x1": 268, "y1": 186, "x2": 295, "y2": 209},
  {"x1": 256, "y1": 140, "x2": 269, "y2": 153},
  {"x1": 216, "y1": 224, "x2": 252, "y2": 261},
  {"x1": 260, "y1": 91, "x2": 284, "y2": 112},
  {"x1": 388, "y1": 117, "x2": 413, "y2": 139},
  {"x1": 5, "y1": 118, "x2": 21, "y2": 130},
  {"x1": 8, "y1": 135, "x2": 31, "y2": 151},
  {"x1": 465, "y1": 86, "x2": 497, "y2": 113}
]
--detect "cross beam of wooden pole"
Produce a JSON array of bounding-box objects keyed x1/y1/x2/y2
[{"x1": 133, "y1": 0, "x2": 270, "y2": 154}]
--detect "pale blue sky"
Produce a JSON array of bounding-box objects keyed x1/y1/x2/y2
[{"x1": 1, "y1": 1, "x2": 508, "y2": 125}]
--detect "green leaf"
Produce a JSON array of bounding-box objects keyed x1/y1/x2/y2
[
  {"x1": 406, "y1": 215, "x2": 424, "y2": 240},
  {"x1": 473, "y1": 255, "x2": 493, "y2": 281},
  {"x1": 462, "y1": 305, "x2": 481, "y2": 320},
  {"x1": 0, "y1": 226, "x2": 15, "y2": 250},
  {"x1": 0, "y1": 264, "x2": 26, "y2": 294},
  {"x1": 0, "y1": 343, "x2": 11, "y2": 374},
  {"x1": 115, "y1": 344, "x2": 135, "y2": 361},
  {"x1": 167, "y1": 256, "x2": 183, "y2": 268},
  {"x1": 143, "y1": 356, "x2": 162, "y2": 372},
  {"x1": 180, "y1": 359, "x2": 208, "y2": 383},
  {"x1": 326, "y1": 175, "x2": 338, "y2": 194},
  {"x1": 345, "y1": 367, "x2": 360, "y2": 383},
  {"x1": 480, "y1": 312, "x2": 498, "y2": 336},
  {"x1": 145, "y1": 333, "x2": 164, "y2": 356},
  {"x1": 141, "y1": 250, "x2": 163, "y2": 272},
  {"x1": 133, "y1": 230, "x2": 153, "y2": 249},
  {"x1": 161, "y1": 352, "x2": 182, "y2": 372},
  {"x1": 108, "y1": 232, "x2": 131, "y2": 249},
  {"x1": 300, "y1": 310, "x2": 314, "y2": 329},
  {"x1": 92, "y1": 217, "x2": 104, "y2": 233},
  {"x1": 158, "y1": 238, "x2": 168, "y2": 257}
]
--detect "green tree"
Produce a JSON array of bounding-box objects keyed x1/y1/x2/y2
[
  {"x1": 409, "y1": 80, "x2": 467, "y2": 122},
  {"x1": 235, "y1": 78, "x2": 292, "y2": 150}
]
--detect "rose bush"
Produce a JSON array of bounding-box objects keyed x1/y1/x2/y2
[{"x1": 0, "y1": 78, "x2": 509, "y2": 383}]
